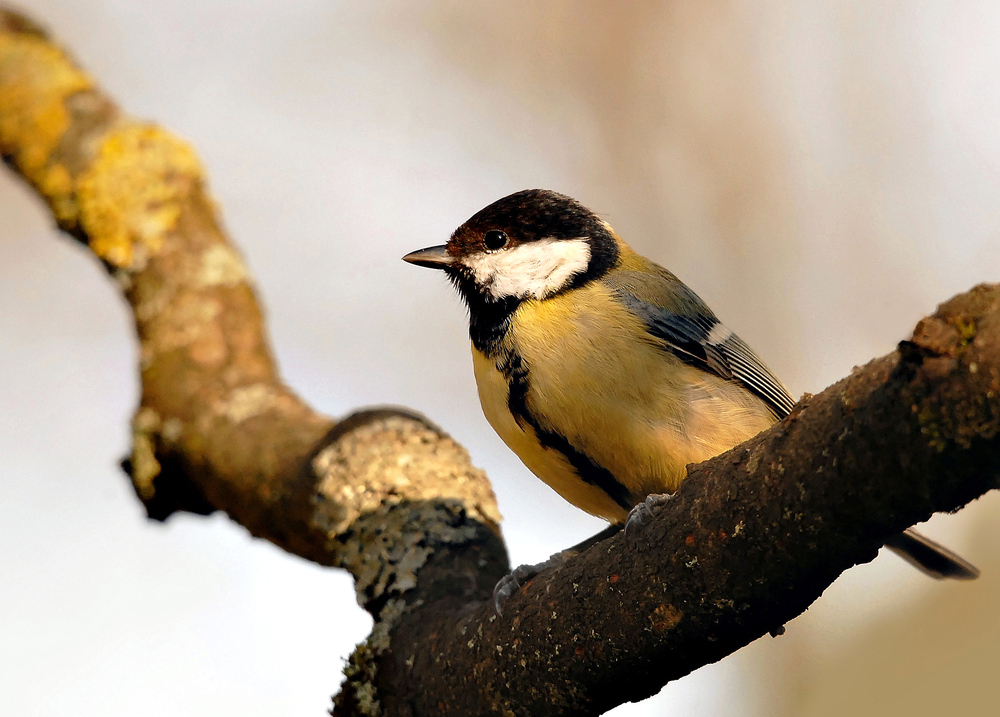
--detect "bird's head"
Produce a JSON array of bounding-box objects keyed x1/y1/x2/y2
[{"x1": 403, "y1": 189, "x2": 620, "y2": 309}]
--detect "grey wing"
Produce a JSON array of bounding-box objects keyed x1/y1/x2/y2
[{"x1": 609, "y1": 274, "x2": 795, "y2": 419}]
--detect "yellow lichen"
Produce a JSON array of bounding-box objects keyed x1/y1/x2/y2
[
  {"x1": 952, "y1": 316, "x2": 977, "y2": 353},
  {"x1": 131, "y1": 433, "x2": 161, "y2": 500},
  {"x1": 0, "y1": 32, "x2": 92, "y2": 205},
  {"x1": 76, "y1": 123, "x2": 202, "y2": 269},
  {"x1": 43, "y1": 162, "x2": 76, "y2": 222},
  {"x1": 129, "y1": 407, "x2": 162, "y2": 500}
]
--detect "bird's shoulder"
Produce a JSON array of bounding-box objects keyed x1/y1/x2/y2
[{"x1": 602, "y1": 249, "x2": 716, "y2": 319}]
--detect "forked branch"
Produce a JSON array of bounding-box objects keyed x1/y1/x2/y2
[{"x1": 3, "y1": 9, "x2": 997, "y2": 716}]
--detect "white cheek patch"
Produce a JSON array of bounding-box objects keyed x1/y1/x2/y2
[{"x1": 463, "y1": 238, "x2": 591, "y2": 300}]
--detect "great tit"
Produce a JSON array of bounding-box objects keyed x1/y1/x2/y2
[{"x1": 404, "y1": 189, "x2": 978, "y2": 594}]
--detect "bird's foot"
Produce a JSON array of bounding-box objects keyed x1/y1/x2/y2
[
  {"x1": 625, "y1": 492, "x2": 676, "y2": 533},
  {"x1": 493, "y1": 551, "x2": 572, "y2": 616}
]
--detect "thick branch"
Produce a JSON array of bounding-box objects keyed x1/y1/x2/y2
[
  {"x1": 3, "y1": 9, "x2": 998, "y2": 717},
  {"x1": 376, "y1": 285, "x2": 1000, "y2": 715}
]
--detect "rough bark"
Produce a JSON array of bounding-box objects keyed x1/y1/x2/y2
[{"x1": 3, "y1": 9, "x2": 998, "y2": 716}]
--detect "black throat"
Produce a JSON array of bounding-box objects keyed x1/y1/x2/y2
[{"x1": 448, "y1": 271, "x2": 522, "y2": 356}]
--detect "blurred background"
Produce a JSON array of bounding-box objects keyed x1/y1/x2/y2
[{"x1": 3, "y1": 1, "x2": 1000, "y2": 715}]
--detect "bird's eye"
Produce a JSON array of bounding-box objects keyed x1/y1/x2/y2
[{"x1": 483, "y1": 230, "x2": 509, "y2": 252}]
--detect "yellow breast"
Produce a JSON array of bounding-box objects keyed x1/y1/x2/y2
[{"x1": 472, "y1": 281, "x2": 777, "y2": 523}]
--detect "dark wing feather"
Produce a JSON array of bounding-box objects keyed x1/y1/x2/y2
[
  {"x1": 713, "y1": 332, "x2": 796, "y2": 418},
  {"x1": 608, "y1": 273, "x2": 795, "y2": 419}
]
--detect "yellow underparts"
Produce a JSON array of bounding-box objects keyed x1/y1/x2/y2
[{"x1": 473, "y1": 281, "x2": 777, "y2": 523}]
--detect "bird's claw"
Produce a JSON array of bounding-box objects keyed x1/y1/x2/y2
[
  {"x1": 625, "y1": 492, "x2": 676, "y2": 533},
  {"x1": 493, "y1": 563, "x2": 536, "y2": 616},
  {"x1": 493, "y1": 552, "x2": 572, "y2": 616}
]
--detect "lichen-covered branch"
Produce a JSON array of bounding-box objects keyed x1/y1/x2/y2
[
  {"x1": 4, "y1": 8, "x2": 998, "y2": 717},
  {"x1": 0, "y1": 7, "x2": 503, "y2": 609}
]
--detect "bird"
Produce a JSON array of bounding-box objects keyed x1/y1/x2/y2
[{"x1": 403, "y1": 188, "x2": 978, "y2": 611}]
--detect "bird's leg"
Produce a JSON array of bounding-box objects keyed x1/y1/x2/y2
[
  {"x1": 494, "y1": 494, "x2": 680, "y2": 613},
  {"x1": 624, "y1": 492, "x2": 677, "y2": 533},
  {"x1": 493, "y1": 523, "x2": 623, "y2": 616}
]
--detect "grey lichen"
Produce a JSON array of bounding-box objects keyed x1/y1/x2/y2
[
  {"x1": 311, "y1": 414, "x2": 501, "y2": 536},
  {"x1": 214, "y1": 382, "x2": 277, "y2": 424},
  {"x1": 161, "y1": 416, "x2": 183, "y2": 443},
  {"x1": 196, "y1": 244, "x2": 247, "y2": 287},
  {"x1": 320, "y1": 414, "x2": 504, "y2": 715},
  {"x1": 336, "y1": 499, "x2": 478, "y2": 605},
  {"x1": 311, "y1": 414, "x2": 501, "y2": 605},
  {"x1": 339, "y1": 598, "x2": 410, "y2": 717},
  {"x1": 341, "y1": 642, "x2": 382, "y2": 717}
]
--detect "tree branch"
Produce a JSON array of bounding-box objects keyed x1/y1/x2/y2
[
  {"x1": 3, "y1": 9, "x2": 997, "y2": 716},
  {"x1": 0, "y1": 0, "x2": 504, "y2": 656},
  {"x1": 384, "y1": 293, "x2": 1000, "y2": 714}
]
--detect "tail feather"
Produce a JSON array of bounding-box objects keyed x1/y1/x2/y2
[{"x1": 884, "y1": 528, "x2": 979, "y2": 580}]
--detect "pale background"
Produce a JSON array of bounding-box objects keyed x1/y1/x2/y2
[{"x1": 3, "y1": 2, "x2": 1000, "y2": 715}]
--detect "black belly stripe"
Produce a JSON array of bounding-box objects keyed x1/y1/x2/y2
[{"x1": 499, "y1": 350, "x2": 636, "y2": 513}]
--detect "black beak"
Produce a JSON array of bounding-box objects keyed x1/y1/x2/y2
[{"x1": 402, "y1": 245, "x2": 453, "y2": 270}]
